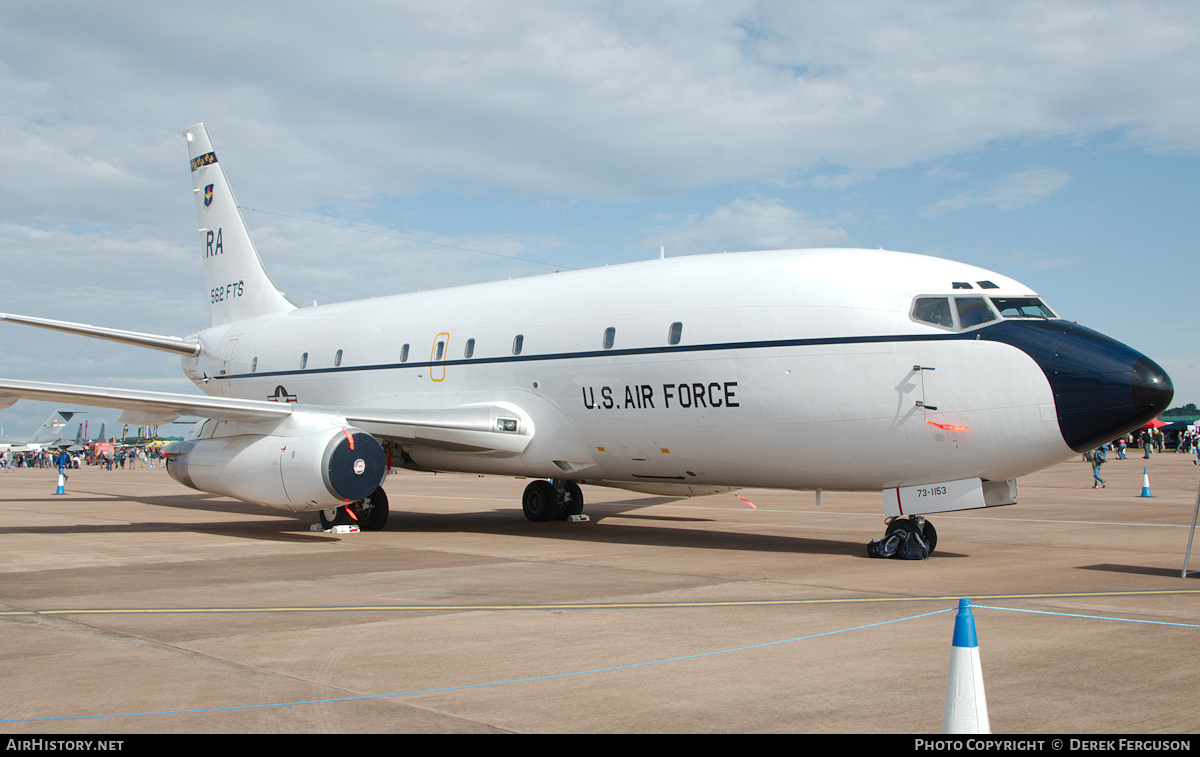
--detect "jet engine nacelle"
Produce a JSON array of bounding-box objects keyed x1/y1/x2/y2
[{"x1": 164, "y1": 426, "x2": 387, "y2": 511}]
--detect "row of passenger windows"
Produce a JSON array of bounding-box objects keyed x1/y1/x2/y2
[
  {"x1": 912, "y1": 296, "x2": 1056, "y2": 331},
  {"x1": 241, "y1": 297, "x2": 1057, "y2": 373},
  {"x1": 245, "y1": 322, "x2": 687, "y2": 373}
]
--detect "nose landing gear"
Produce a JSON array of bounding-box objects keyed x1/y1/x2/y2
[{"x1": 884, "y1": 515, "x2": 937, "y2": 554}]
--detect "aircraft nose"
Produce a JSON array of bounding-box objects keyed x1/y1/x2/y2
[
  {"x1": 1131, "y1": 356, "x2": 1174, "y2": 423},
  {"x1": 981, "y1": 320, "x2": 1173, "y2": 452}
]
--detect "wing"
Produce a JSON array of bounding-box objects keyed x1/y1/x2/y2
[
  {"x1": 0, "y1": 312, "x2": 201, "y2": 356},
  {"x1": 0, "y1": 378, "x2": 532, "y2": 455}
]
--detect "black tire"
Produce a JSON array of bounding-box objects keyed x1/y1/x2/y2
[
  {"x1": 319, "y1": 507, "x2": 342, "y2": 529},
  {"x1": 553, "y1": 481, "x2": 584, "y2": 519},
  {"x1": 355, "y1": 487, "x2": 390, "y2": 531},
  {"x1": 885, "y1": 518, "x2": 913, "y2": 537},
  {"x1": 885, "y1": 518, "x2": 936, "y2": 555},
  {"x1": 318, "y1": 487, "x2": 390, "y2": 531},
  {"x1": 523, "y1": 480, "x2": 556, "y2": 522},
  {"x1": 921, "y1": 520, "x2": 937, "y2": 554}
]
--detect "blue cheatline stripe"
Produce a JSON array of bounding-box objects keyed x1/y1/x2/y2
[
  {"x1": 0, "y1": 607, "x2": 954, "y2": 724},
  {"x1": 975, "y1": 604, "x2": 1200, "y2": 629},
  {"x1": 220, "y1": 331, "x2": 961, "y2": 381}
]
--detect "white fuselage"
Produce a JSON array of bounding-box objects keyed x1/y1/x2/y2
[{"x1": 181, "y1": 248, "x2": 1073, "y2": 493}]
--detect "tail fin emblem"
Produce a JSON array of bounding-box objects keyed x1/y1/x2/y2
[{"x1": 204, "y1": 184, "x2": 214, "y2": 208}]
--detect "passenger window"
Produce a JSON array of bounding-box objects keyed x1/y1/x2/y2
[
  {"x1": 668, "y1": 322, "x2": 682, "y2": 345},
  {"x1": 464, "y1": 338, "x2": 475, "y2": 359},
  {"x1": 912, "y1": 298, "x2": 953, "y2": 328},
  {"x1": 334, "y1": 349, "x2": 343, "y2": 367},
  {"x1": 300, "y1": 352, "x2": 308, "y2": 369},
  {"x1": 512, "y1": 334, "x2": 524, "y2": 355},
  {"x1": 251, "y1": 357, "x2": 257, "y2": 373},
  {"x1": 603, "y1": 327, "x2": 616, "y2": 349},
  {"x1": 400, "y1": 344, "x2": 409, "y2": 363}
]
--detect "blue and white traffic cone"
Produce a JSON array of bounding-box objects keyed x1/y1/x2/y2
[
  {"x1": 1140, "y1": 467, "x2": 1153, "y2": 498},
  {"x1": 52, "y1": 470, "x2": 66, "y2": 495},
  {"x1": 942, "y1": 598, "x2": 990, "y2": 734}
]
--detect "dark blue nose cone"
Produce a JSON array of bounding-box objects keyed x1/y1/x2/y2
[
  {"x1": 980, "y1": 320, "x2": 1173, "y2": 452},
  {"x1": 1130, "y1": 356, "x2": 1174, "y2": 425}
]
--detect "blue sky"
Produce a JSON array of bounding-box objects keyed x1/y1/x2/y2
[{"x1": 1, "y1": 2, "x2": 1197, "y2": 438}]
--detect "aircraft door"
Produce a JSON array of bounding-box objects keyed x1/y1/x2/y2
[
  {"x1": 430, "y1": 333, "x2": 449, "y2": 382},
  {"x1": 903, "y1": 358, "x2": 964, "y2": 449},
  {"x1": 217, "y1": 338, "x2": 238, "y2": 397}
]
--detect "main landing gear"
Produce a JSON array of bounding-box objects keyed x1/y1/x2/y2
[
  {"x1": 522, "y1": 479, "x2": 586, "y2": 522},
  {"x1": 883, "y1": 515, "x2": 938, "y2": 554},
  {"x1": 319, "y1": 486, "x2": 390, "y2": 531}
]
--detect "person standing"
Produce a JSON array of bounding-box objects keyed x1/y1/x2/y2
[{"x1": 1091, "y1": 444, "x2": 1107, "y2": 488}]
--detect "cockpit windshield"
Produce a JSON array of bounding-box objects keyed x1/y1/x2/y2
[
  {"x1": 989, "y1": 297, "x2": 1056, "y2": 319},
  {"x1": 911, "y1": 295, "x2": 1057, "y2": 331},
  {"x1": 912, "y1": 297, "x2": 954, "y2": 328}
]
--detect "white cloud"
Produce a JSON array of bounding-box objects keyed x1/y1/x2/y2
[
  {"x1": 639, "y1": 197, "x2": 848, "y2": 256},
  {"x1": 920, "y1": 168, "x2": 1071, "y2": 217},
  {"x1": 244, "y1": 212, "x2": 569, "y2": 304},
  {"x1": 2, "y1": 2, "x2": 1198, "y2": 211},
  {"x1": 1005, "y1": 249, "x2": 1082, "y2": 272}
]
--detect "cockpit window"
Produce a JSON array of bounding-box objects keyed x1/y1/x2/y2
[
  {"x1": 912, "y1": 295, "x2": 1003, "y2": 331},
  {"x1": 912, "y1": 297, "x2": 954, "y2": 328},
  {"x1": 955, "y1": 297, "x2": 997, "y2": 328},
  {"x1": 990, "y1": 297, "x2": 1056, "y2": 319}
]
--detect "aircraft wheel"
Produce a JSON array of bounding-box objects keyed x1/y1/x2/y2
[
  {"x1": 318, "y1": 487, "x2": 389, "y2": 531},
  {"x1": 319, "y1": 507, "x2": 341, "y2": 529},
  {"x1": 921, "y1": 520, "x2": 937, "y2": 554},
  {"x1": 355, "y1": 487, "x2": 389, "y2": 531},
  {"x1": 885, "y1": 518, "x2": 913, "y2": 538},
  {"x1": 884, "y1": 517, "x2": 936, "y2": 555},
  {"x1": 523, "y1": 480, "x2": 556, "y2": 522},
  {"x1": 553, "y1": 481, "x2": 584, "y2": 520}
]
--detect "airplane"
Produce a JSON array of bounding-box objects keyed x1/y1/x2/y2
[
  {"x1": 0, "y1": 410, "x2": 82, "y2": 452},
  {"x1": 0, "y1": 124, "x2": 1174, "y2": 550}
]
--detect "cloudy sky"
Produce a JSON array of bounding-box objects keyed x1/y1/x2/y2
[{"x1": 1, "y1": 1, "x2": 1197, "y2": 438}]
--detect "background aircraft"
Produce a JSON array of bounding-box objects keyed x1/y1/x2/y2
[{"x1": 0, "y1": 410, "x2": 81, "y2": 452}]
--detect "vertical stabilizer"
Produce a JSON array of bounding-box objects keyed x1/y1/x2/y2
[
  {"x1": 33, "y1": 411, "x2": 75, "y2": 443},
  {"x1": 183, "y1": 124, "x2": 296, "y2": 326}
]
